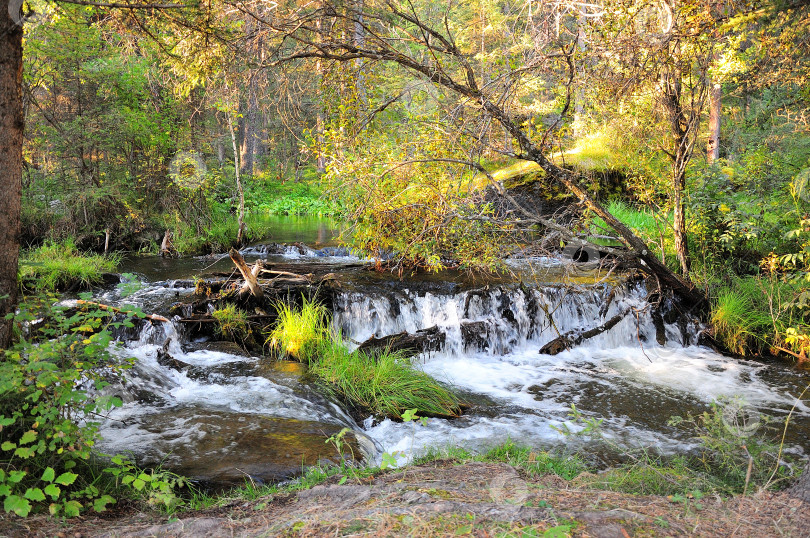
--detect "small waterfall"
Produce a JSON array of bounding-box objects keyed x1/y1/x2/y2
[{"x1": 333, "y1": 282, "x2": 696, "y2": 355}]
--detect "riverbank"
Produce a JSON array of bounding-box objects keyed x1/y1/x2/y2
[{"x1": 5, "y1": 459, "x2": 808, "y2": 537}]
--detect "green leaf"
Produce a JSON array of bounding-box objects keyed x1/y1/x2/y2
[
  {"x1": 49, "y1": 503, "x2": 61, "y2": 516},
  {"x1": 132, "y1": 478, "x2": 145, "y2": 491},
  {"x1": 24, "y1": 488, "x2": 46, "y2": 502},
  {"x1": 55, "y1": 472, "x2": 78, "y2": 486},
  {"x1": 93, "y1": 495, "x2": 115, "y2": 512},
  {"x1": 63, "y1": 499, "x2": 82, "y2": 517},
  {"x1": 14, "y1": 446, "x2": 34, "y2": 459},
  {"x1": 19, "y1": 430, "x2": 37, "y2": 445},
  {"x1": 1, "y1": 441, "x2": 15, "y2": 451},
  {"x1": 8, "y1": 471, "x2": 26, "y2": 484},
  {"x1": 44, "y1": 484, "x2": 61, "y2": 500},
  {"x1": 41, "y1": 467, "x2": 55, "y2": 483},
  {"x1": 4, "y1": 495, "x2": 32, "y2": 517}
]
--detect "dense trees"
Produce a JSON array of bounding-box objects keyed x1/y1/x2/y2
[{"x1": 2, "y1": 0, "x2": 810, "y2": 346}]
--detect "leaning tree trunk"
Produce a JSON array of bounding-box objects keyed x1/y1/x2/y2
[{"x1": 0, "y1": 11, "x2": 24, "y2": 349}]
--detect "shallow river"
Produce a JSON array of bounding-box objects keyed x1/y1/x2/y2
[{"x1": 89, "y1": 217, "x2": 810, "y2": 488}]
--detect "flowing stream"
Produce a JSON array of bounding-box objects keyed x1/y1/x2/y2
[{"x1": 87, "y1": 217, "x2": 810, "y2": 489}]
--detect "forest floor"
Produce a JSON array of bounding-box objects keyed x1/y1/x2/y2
[{"x1": 3, "y1": 460, "x2": 808, "y2": 537}]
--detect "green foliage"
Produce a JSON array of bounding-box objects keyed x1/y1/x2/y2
[
  {"x1": 0, "y1": 295, "x2": 140, "y2": 516},
  {"x1": 20, "y1": 240, "x2": 119, "y2": 291},
  {"x1": 211, "y1": 304, "x2": 249, "y2": 341},
  {"x1": 247, "y1": 176, "x2": 341, "y2": 217},
  {"x1": 668, "y1": 398, "x2": 791, "y2": 493},
  {"x1": 103, "y1": 455, "x2": 188, "y2": 512},
  {"x1": 556, "y1": 400, "x2": 794, "y2": 496}
]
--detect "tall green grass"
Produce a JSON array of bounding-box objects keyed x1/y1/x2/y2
[
  {"x1": 20, "y1": 239, "x2": 120, "y2": 291},
  {"x1": 711, "y1": 276, "x2": 800, "y2": 356},
  {"x1": 267, "y1": 298, "x2": 461, "y2": 419},
  {"x1": 591, "y1": 200, "x2": 664, "y2": 243},
  {"x1": 169, "y1": 212, "x2": 275, "y2": 254}
]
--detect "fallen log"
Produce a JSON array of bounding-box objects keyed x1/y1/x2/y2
[
  {"x1": 539, "y1": 310, "x2": 627, "y2": 355},
  {"x1": 357, "y1": 325, "x2": 445, "y2": 357},
  {"x1": 229, "y1": 248, "x2": 264, "y2": 300},
  {"x1": 75, "y1": 300, "x2": 169, "y2": 323}
]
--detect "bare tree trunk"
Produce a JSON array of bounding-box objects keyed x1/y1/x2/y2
[
  {"x1": 227, "y1": 114, "x2": 246, "y2": 246},
  {"x1": 0, "y1": 11, "x2": 24, "y2": 348},
  {"x1": 707, "y1": 80, "x2": 721, "y2": 163}
]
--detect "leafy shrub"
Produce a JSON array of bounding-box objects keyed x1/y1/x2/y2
[{"x1": 0, "y1": 295, "x2": 138, "y2": 516}]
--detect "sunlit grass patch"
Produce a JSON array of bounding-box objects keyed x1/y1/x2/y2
[
  {"x1": 267, "y1": 297, "x2": 329, "y2": 361},
  {"x1": 20, "y1": 239, "x2": 120, "y2": 291},
  {"x1": 211, "y1": 304, "x2": 249, "y2": 341}
]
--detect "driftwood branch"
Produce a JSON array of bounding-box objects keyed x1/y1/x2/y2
[
  {"x1": 539, "y1": 310, "x2": 628, "y2": 355},
  {"x1": 357, "y1": 326, "x2": 445, "y2": 357},
  {"x1": 229, "y1": 248, "x2": 264, "y2": 300},
  {"x1": 75, "y1": 299, "x2": 169, "y2": 323}
]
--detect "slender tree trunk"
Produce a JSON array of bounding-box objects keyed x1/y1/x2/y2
[
  {"x1": 707, "y1": 80, "x2": 721, "y2": 163},
  {"x1": 315, "y1": 11, "x2": 326, "y2": 173},
  {"x1": 227, "y1": 114, "x2": 246, "y2": 246},
  {"x1": 573, "y1": 7, "x2": 586, "y2": 137},
  {"x1": 240, "y1": 18, "x2": 261, "y2": 177},
  {"x1": 661, "y1": 70, "x2": 692, "y2": 277},
  {"x1": 0, "y1": 11, "x2": 24, "y2": 348}
]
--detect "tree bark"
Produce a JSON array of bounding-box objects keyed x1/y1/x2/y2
[
  {"x1": 661, "y1": 70, "x2": 693, "y2": 277},
  {"x1": 0, "y1": 11, "x2": 24, "y2": 349},
  {"x1": 240, "y1": 17, "x2": 261, "y2": 177}
]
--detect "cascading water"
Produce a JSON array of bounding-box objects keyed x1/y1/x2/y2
[
  {"x1": 333, "y1": 282, "x2": 810, "y2": 464},
  {"x1": 92, "y1": 230, "x2": 810, "y2": 486}
]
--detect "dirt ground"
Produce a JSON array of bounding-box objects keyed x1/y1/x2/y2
[{"x1": 2, "y1": 461, "x2": 808, "y2": 537}]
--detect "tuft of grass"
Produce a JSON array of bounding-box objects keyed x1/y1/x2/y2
[
  {"x1": 169, "y1": 212, "x2": 276, "y2": 255},
  {"x1": 266, "y1": 298, "x2": 461, "y2": 419},
  {"x1": 479, "y1": 439, "x2": 587, "y2": 480},
  {"x1": 20, "y1": 239, "x2": 119, "y2": 291},
  {"x1": 267, "y1": 297, "x2": 329, "y2": 361},
  {"x1": 311, "y1": 339, "x2": 462, "y2": 420},
  {"x1": 710, "y1": 277, "x2": 787, "y2": 355},
  {"x1": 211, "y1": 304, "x2": 249, "y2": 341}
]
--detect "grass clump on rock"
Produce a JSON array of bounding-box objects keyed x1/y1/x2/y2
[{"x1": 267, "y1": 298, "x2": 461, "y2": 420}]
